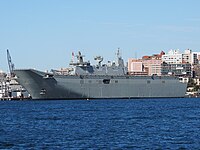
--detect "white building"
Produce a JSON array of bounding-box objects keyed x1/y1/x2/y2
[
  {"x1": 162, "y1": 49, "x2": 200, "y2": 65},
  {"x1": 191, "y1": 52, "x2": 200, "y2": 65},
  {"x1": 182, "y1": 49, "x2": 192, "y2": 64},
  {"x1": 162, "y1": 49, "x2": 183, "y2": 64},
  {"x1": 182, "y1": 49, "x2": 200, "y2": 65}
]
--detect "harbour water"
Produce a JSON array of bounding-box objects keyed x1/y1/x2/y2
[{"x1": 0, "y1": 98, "x2": 200, "y2": 149}]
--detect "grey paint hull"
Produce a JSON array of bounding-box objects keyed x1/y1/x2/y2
[{"x1": 14, "y1": 69, "x2": 187, "y2": 99}]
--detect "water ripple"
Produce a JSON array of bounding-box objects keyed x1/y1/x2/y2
[{"x1": 0, "y1": 98, "x2": 200, "y2": 149}]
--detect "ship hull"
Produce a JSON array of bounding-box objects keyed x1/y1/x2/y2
[{"x1": 14, "y1": 69, "x2": 187, "y2": 100}]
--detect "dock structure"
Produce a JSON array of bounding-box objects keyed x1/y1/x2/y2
[
  {"x1": 0, "y1": 71, "x2": 9, "y2": 100},
  {"x1": 0, "y1": 71, "x2": 30, "y2": 100}
]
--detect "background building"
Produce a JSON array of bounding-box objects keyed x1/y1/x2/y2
[
  {"x1": 162, "y1": 49, "x2": 182, "y2": 64},
  {"x1": 182, "y1": 49, "x2": 192, "y2": 64},
  {"x1": 128, "y1": 49, "x2": 200, "y2": 77},
  {"x1": 191, "y1": 52, "x2": 199, "y2": 65},
  {"x1": 142, "y1": 59, "x2": 162, "y2": 76},
  {"x1": 161, "y1": 63, "x2": 191, "y2": 76},
  {"x1": 128, "y1": 51, "x2": 164, "y2": 76},
  {"x1": 128, "y1": 59, "x2": 148, "y2": 75},
  {"x1": 161, "y1": 49, "x2": 195, "y2": 76}
]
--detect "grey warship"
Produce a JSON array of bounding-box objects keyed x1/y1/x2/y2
[{"x1": 14, "y1": 51, "x2": 187, "y2": 99}]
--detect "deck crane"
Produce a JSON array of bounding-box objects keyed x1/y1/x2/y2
[{"x1": 7, "y1": 49, "x2": 15, "y2": 77}]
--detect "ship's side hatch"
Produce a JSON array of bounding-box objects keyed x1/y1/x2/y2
[{"x1": 103, "y1": 79, "x2": 110, "y2": 84}]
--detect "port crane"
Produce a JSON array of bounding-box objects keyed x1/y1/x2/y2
[{"x1": 7, "y1": 49, "x2": 15, "y2": 77}]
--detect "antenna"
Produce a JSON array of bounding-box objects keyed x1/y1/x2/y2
[
  {"x1": 71, "y1": 51, "x2": 75, "y2": 64},
  {"x1": 116, "y1": 47, "x2": 120, "y2": 58},
  {"x1": 7, "y1": 49, "x2": 15, "y2": 77}
]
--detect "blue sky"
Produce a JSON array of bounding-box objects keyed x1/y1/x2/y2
[{"x1": 1, "y1": 0, "x2": 200, "y2": 72}]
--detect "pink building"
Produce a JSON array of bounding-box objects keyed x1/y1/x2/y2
[
  {"x1": 142, "y1": 59, "x2": 162, "y2": 76},
  {"x1": 128, "y1": 59, "x2": 148, "y2": 75},
  {"x1": 128, "y1": 51, "x2": 164, "y2": 76}
]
